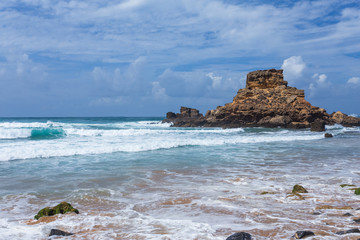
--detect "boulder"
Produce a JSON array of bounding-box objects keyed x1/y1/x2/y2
[
  {"x1": 49, "y1": 229, "x2": 73, "y2": 237},
  {"x1": 293, "y1": 231, "x2": 315, "y2": 239},
  {"x1": 226, "y1": 232, "x2": 252, "y2": 240},
  {"x1": 292, "y1": 184, "x2": 308, "y2": 194},
  {"x1": 310, "y1": 119, "x2": 325, "y2": 132},
  {"x1": 34, "y1": 202, "x2": 79, "y2": 220},
  {"x1": 324, "y1": 133, "x2": 333, "y2": 138}
]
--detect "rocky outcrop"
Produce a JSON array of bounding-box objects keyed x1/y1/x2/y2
[
  {"x1": 330, "y1": 111, "x2": 360, "y2": 126},
  {"x1": 164, "y1": 69, "x2": 360, "y2": 129}
]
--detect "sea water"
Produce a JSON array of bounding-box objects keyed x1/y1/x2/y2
[{"x1": 0, "y1": 117, "x2": 359, "y2": 239}]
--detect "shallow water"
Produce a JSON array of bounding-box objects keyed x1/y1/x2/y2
[{"x1": 0, "y1": 118, "x2": 359, "y2": 239}]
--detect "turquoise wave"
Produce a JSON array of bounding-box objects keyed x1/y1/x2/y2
[{"x1": 30, "y1": 128, "x2": 66, "y2": 139}]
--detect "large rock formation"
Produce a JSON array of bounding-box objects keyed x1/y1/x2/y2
[{"x1": 164, "y1": 69, "x2": 360, "y2": 129}]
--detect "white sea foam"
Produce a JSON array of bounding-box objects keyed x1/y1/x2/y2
[
  {"x1": 0, "y1": 128, "x2": 31, "y2": 139},
  {"x1": 0, "y1": 128, "x2": 324, "y2": 161},
  {"x1": 0, "y1": 119, "x2": 332, "y2": 161},
  {"x1": 0, "y1": 218, "x2": 45, "y2": 240}
]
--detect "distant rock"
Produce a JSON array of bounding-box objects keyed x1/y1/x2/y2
[
  {"x1": 336, "y1": 228, "x2": 360, "y2": 235},
  {"x1": 226, "y1": 232, "x2": 252, "y2": 240},
  {"x1": 34, "y1": 202, "x2": 79, "y2": 220},
  {"x1": 49, "y1": 229, "x2": 73, "y2": 237},
  {"x1": 292, "y1": 231, "x2": 315, "y2": 239},
  {"x1": 164, "y1": 69, "x2": 360, "y2": 129}
]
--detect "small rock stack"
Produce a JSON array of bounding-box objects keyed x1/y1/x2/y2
[{"x1": 164, "y1": 69, "x2": 360, "y2": 129}]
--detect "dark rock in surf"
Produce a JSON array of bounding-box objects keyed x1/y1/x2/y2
[
  {"x1": 35, "y1": 202, "x2": 79, "y2": 220},
  {"x1": 324, "y1": 133, "x2": 333, "y2": 138},
  {"x1": 226, "y1": 232, "x2": 252, "y2": 240},
  {"x1": 163, "y1": 69, "x2": 360, "y2": 129},
  {"x1": 292, "y1": 231, "x2": 315, "y2": 239},
  {"x1": 336, "y1": 228, "x2": 360, "y2": 235},
  {"x1": 49, "y1": 229, "x2": 73, "y2": 237}
]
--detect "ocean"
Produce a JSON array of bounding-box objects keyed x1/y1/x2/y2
[{"x1": 0, "y1": 117, "x2": 359, "y2": 240}]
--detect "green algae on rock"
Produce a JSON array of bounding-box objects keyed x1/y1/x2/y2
[
  {"x1": 34, "y1": 202, "x2": 79, "y2": 220},
  {"x1": 292, "y1": 184, "x2": 308, "y2": 194},
  {"x1": 355, "y1": 188, "x2": 360, "y2": 195}
]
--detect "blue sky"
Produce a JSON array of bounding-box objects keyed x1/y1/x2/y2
[{"x1": 0, "y1": 0, "x2": 359, "y2": 117}]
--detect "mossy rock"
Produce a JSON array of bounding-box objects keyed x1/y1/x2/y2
[
  {"x1": 340, "y1": 184, "x2": 356, "y2": 188},
  {"x1": 292, "y1": 184, "x2": 308, "y2": 194},
  {"x1": 260, "y1": 191, "x2": 276, "y2": 195},
  {"x1": 355, "y1": 188, "x2": 360, "y2": 195},
  {"x1": 35, "y1": 202, "x2": 79, "y2": 220}
]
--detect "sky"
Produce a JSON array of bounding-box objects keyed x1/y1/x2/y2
[{"x1": 0, "y1": 0, "x2": 360, "y2": 117}]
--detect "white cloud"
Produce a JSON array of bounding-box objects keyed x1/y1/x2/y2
[
  {"x1": 206, "y1": 72, "x2": 222, "y2": 89},
  {"x1": 281, "y1": 56, "x2": 306, "y2": 82},
  {"x1": 312, "y1": 73, "x2": 327, "y2": 84},
  {"x1": 309, "y1": 73, "x2": 330, "y2": 96},
  {"x1": 151, "y1": 81, "x2": 167, "y2": 99},
  {"x1": 347, "y1": 77, "x2": 360, "y2": 84}
]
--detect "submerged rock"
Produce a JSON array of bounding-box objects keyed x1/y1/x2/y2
[
  {"x1": 34, "y1": 202, "x2": 79, "y2": 220},
  {"x1": 292, "y1": 184, "x2": 308, "y2": 194},
  {"x1": 336, "y1": 228, "x2": 360, "y2": 235},
  {"x1": 49, "y1": 229, "x2": 73, "y2": 237},
  {"x1": 355, "y1": 188, "x2": 360, "y2": 195},
  {"x1": 226, "y1": 232, "x2": 252, "y2": 240},
  {"x1": 293, "y1": 231, "x2": 315, "y2": 239},
  {"x1": 163, "y1": 69, "x2": 360, "y2": 128}
]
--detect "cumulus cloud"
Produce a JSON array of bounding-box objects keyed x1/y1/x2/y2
[
  {"x1": 313, "y1": 73, "x2": 327, "y2": 84},
  {"x1": 308, "y1": 73, "x2": 330, "y2": 96},
  {"x1": 347, "y1": 77, "x2": 360, "y2": 85},
  {"x1": 206, "y1": 72, "x2": 222, "y2": 89},
  {"x1": 281, "y1": 56, "x2": 306, "y2": 82}
]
